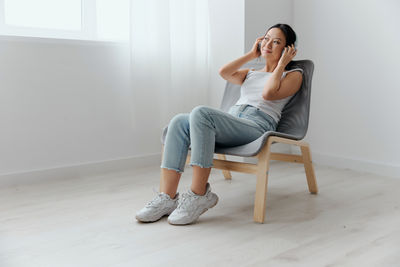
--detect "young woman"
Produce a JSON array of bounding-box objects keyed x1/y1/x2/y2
[{"x1": 136, "y1": 23, "x2": 303, "y2": 225}]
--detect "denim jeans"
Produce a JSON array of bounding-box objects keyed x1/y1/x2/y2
[{"x1": 160, "y1": 104, "x2": 278, "y2": 173}]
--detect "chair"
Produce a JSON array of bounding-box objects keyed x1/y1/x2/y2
[{"x1": 161, "y1": 59, "x2": 318, "y2": 223}]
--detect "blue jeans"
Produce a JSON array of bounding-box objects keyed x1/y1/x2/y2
[{"x1": 160, "y1": 104, "x2": 277, "y2": 173}]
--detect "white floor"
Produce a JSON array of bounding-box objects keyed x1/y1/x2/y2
[{"x1": 1, "y1": 161, "x2": 400, "y2": 267}]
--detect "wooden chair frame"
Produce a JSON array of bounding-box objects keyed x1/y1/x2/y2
[{"x1": 163, "y1": 136, "x2": 318, "y2": 224}]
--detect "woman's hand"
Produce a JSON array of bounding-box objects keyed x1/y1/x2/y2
[
  {"x1": 278, "y1": 44, "x2": 297, "y2": 68},
  {"x1": 248, "y1": 36, "x2": 264, "y2": 59}
]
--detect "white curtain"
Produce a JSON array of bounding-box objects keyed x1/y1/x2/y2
[{"x1": 129, "y1": 0, "x2": 210, "y2": 133}]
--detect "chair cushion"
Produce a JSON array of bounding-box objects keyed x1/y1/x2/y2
[{"x1": 161, "y1": 125, "x2": 300, "y2": 157}]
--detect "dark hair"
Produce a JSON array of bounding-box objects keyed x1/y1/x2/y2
[
  {"x1": 263, "y1": 23, "x2": 297, "y2": 69},
  {"x1": 265, "y1": 23, "x2": 297, "y2": 47}
]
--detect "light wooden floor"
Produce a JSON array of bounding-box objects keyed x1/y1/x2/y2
[{"x1": 1, "y1": 161, "x2": 400, "y2": 267}]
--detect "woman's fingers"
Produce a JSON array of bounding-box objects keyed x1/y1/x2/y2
[{"x1": 286, "y1": 44, "x2": 296, "y2": 55}]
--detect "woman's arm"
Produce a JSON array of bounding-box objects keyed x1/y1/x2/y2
[
  {"x1": 262, "y1": 44, "x2": 301, "y2": 100},
  {"x1": 219, "y1": 36, "x2": 264, "y2": 85},
  {"x1": 262, "y1": 71, "x2": 303, "y2": 100},
  {"x1": 218, "y1": 53, "x2": 254, "y2": 85},
  {"x1": 219, "y1": 52, "x2": 255, "y2": 77},
  {"x1": 261, "y1": 64, "x2": 286, "y2": 100}
]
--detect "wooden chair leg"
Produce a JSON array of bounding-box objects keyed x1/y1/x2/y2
[
  {"x1": 253, "y1": 141, "x2": 272, "y2": 223},
  {"x1": 300, "y1": 144, "x2": 318, "y2": 194},
  {"x1": 216, "y1": 154, "x2": 232, "y2": 180}
]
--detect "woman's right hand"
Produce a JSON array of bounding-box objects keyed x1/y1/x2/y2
[{"x1": 248, "y1": 36, "x2": 265, "y2": 59}]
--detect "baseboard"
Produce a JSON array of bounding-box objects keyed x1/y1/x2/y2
[
  {"x1": 0, "y1": 153, "x2": 161, "y2": 187},
  {"x1": 310, "y1": 150, "x2": 400, "y2": 179},
  {"x1": 4, "y1": 148, "x2": 397, "y2": 187}
]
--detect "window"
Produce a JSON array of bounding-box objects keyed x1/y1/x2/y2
[
  {"x1": 4, "y1": 0, "x2": 82, "y2": 30},
  {"x1": 96, "y1": 0, "x2": 130, "y2": 41},
  {"x1": 0, "y1": 0, "x2": 130, "y2": 42}
]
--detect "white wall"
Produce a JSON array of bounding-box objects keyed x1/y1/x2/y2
[
  {"x1": 0, "y1": 36, "x2": 138, "y2": 176},
  {"x1": 293, "y1": 0, "x2": 400, "y2": 177},
  {"x1": 208, "y1": 0, "x2": 245, "y2": 109},
  {"x1": 245, "y1": 0, "x2": 293, "y2": 53},
  {"x1": 0, "y1": 1, "x2": 246, "y2": 178},
  {"x1": 2, "y1": 0, "x2": 398, "y2": 179}
]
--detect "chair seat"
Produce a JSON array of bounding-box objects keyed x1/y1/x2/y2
[{"x1": 161, "y1": 125, "x2": 302, "y2": 157}]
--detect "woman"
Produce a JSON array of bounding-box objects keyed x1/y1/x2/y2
[{"x1": 136, "y1": 23, "x2": 303, "y2": 225}]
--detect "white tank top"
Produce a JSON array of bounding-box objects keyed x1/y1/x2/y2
[{"x1": 234, "y1": 68, "x2": 303, "y2": 123}]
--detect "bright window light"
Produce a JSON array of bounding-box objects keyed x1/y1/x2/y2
[
  {"x1": 96, "y1": 0, "x2": 130, "y2": 41},
  {"x1": 0, "y1": 0, "x2": 130, "y2": 41},
  {"x1": 4, "y1": 0, "x2": 82, "y2": 31}
]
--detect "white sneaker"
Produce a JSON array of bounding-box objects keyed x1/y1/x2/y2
[
  {"x1": 168, "y1": 183, "x2": 218, "y2": 225},
  {"x1": 135, "y1": 190, "x2": 179, "y2": 223}
]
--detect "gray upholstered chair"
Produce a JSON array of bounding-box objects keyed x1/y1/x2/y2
[{"x1": 161, "y1": 59, "x2": 318, "y2": 223}]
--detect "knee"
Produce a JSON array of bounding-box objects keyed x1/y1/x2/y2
[
  {"x1": 169, "y1": 113, "x2": 189, "y2": 129},
  {"x1": 190, "y1": 105, "x2": 211, "y2": 123}
]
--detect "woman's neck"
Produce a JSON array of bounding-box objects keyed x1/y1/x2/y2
[{"x1": 263, "y1": 60, "x2": 280, "y2": 73}]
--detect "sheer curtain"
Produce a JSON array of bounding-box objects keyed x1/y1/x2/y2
[{"x1": 129, "y1": 0, "x2": 210, "y2": 133}]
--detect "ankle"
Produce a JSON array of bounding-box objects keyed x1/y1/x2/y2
[
  {"x1": 190, "y1": 186, "x2": 206, "y2": 196},
  {"x1": 160, "y1": 191, "x2": 176, "y2": 199}
]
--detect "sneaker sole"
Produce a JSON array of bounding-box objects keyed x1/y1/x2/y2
[
  {"x1": 135, "y1": 208, "x2": 177, "y2": 223},
  {"x1": 135, "y1": 213, "x2": 168, "y2": 223},
  {"x1": 168, "y1": 196, "x2": 219, "y2": 226}
]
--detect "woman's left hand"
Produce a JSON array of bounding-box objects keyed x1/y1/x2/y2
[{"x1": 278, "y1": 44, "x2": 297, "y2": 67}]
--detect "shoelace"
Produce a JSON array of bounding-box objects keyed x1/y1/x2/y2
[
  {"x1": 145, "y1": 187, "x2": 167, "y2": 208},
  {"x1": 176, "y1": 192, "x2": 200, "y2": 210}
]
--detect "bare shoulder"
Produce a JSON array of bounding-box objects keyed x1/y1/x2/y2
[
  {"x1": 281, "y1": 70, "x2": 303, "y2": 88},
  {"x1": 285, "y1": 70, "x2": 303, "y2": 80},
  {"x1": 285, "y1": 68, "x2": 303, "y2": 75},
  {"x1": 284, "y1": 70, "x2": 303, "y2": 84}
]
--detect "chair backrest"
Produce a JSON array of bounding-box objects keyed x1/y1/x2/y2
[{"x1": 219, "y1": 59, "x2": 314, "y2": 140}]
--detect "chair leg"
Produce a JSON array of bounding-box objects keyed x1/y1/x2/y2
[
  {"x1": 253, "y1": 142, "x2": 272, "y2": 223},
  {"x1": 216, "y1": 154, "x2": 232, "y2": 180},
  {"x1": 300, "y1": 144, "x2": 318, "y2": 194}
]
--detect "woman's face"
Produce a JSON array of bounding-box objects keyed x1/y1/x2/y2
[{"x1": 260, "y1": 28, "x2": 286, "y2": 60}]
